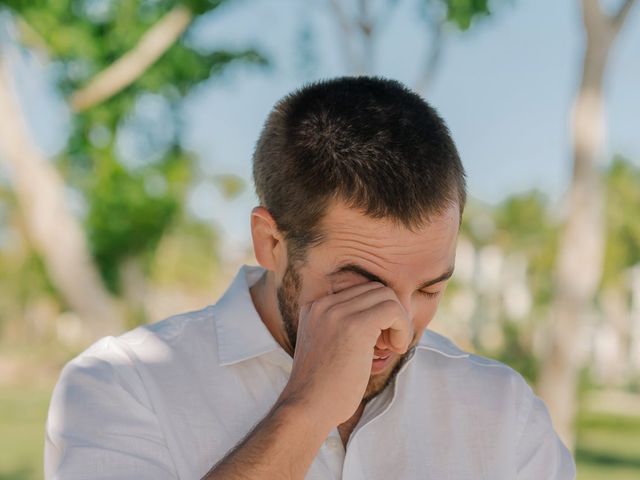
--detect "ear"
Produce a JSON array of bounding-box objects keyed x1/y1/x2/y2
[{"x1": 250, "y1": 206, "x2": 286, "y2": 272}]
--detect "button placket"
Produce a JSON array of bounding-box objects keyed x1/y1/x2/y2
[
  {"x1": 326, "y1": 435, "x2": 343, "y2": 451},
  {"x1": 320, "y1": 428, "x2": 346, "y2": 478}
]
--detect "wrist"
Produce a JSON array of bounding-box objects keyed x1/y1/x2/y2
[{"x1": 274, "y1": 390, "x2": 335, "y2": 438}]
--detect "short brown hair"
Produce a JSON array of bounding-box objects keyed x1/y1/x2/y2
[{"x1": 252, "y1": 75, "x2": 466, "y2": 263}]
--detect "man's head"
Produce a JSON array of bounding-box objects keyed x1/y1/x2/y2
[{"x1": 250, "y1": 76, "x2": 465, "y2": 401}]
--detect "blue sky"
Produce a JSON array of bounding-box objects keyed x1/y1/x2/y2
[{"x1": 9, "y1": 0, "x2": 640, "y2": 247}]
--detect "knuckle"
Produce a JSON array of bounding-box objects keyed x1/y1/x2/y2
[
  {"x1": 379, "y1": 298, "x2": 399, "y2": 313},
  {"x1": 324, "y1": 303, "x2": 343, "y2": 322},
  {"x1": 303, "y1": 302, "x2": 321, "y2": 323},
  {"x1": 309, "y1": 297, "x2": 326, "y2": 315}
]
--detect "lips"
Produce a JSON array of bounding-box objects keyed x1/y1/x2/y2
[{"x1": 371, "y1": 351, "x2": 393, "y2": 374}]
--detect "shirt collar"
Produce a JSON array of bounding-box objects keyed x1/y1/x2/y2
[
  {"x1": 212, "y1": 264, "x2": 283, "y2": 366},
  {"x1": 211, "y1": 264, "x2": 469, "y2": 368},
  {"x1": 416, "y1": 329, "x2": 470, "y2": 358}
]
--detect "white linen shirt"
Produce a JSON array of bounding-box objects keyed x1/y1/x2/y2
[{"x1": 45, "y1": 264, "x2": 576, "y2": 479}]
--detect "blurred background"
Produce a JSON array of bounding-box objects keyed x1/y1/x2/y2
[{"x1": 0, "y1": 0, "x2": 638, "y2": 478}]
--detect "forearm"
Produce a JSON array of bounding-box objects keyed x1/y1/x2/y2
[{"x1": 202, "y1": 398, "x2": 332, "y2": 480}]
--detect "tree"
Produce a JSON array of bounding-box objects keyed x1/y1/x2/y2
[
  {"x1": 0, "y1": 0, "x2": 267, "y2": 338},
  {"x1": 602, "y1": 156, "x2": 640, "y2": 287},
  {"x1": 0, "y1": 55, "x2": 122, "y2": 338},
  {"x1": 536, "y1": 0, "x2": 638, "y2": 450},
  {"x1": 598, "y1": 156, "x2": 640, "y2": 383}
]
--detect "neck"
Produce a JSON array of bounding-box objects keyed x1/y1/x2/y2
[{"x1": 249, "y1": 269, "x2": 294, "y2": 357}]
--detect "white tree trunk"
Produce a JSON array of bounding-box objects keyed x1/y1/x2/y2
[
  {"x1": 0, "y1": 53, "x2": 123, "y2": 339},
  {"x1": 69, "y1": 5, "x2": 192, "y2": 112},
  {"x1": 536, "y1": 0, "x2": 637, "y2": 450}
]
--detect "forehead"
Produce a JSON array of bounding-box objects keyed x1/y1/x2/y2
[{"x1": 310, "y1": 200, "x2": 459, "y2": 281}]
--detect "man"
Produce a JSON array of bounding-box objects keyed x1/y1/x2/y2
[{"x1": 45, "y1": 76, "x2": 576, "y2": 479}]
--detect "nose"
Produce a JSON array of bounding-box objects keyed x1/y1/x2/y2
[{"x1": 374, "y1": 293, "x2": 414, "y2": 351}]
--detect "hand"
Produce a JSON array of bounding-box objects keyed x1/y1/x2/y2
[{"x1": 277, "y1": 282, "x2": 413, "y2": 427}]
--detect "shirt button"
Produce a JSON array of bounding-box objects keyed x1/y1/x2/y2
[{"x1": 326, "y1": 436, "x2": 343, "y2": 451}]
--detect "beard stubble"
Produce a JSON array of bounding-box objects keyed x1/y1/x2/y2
[{"x1": 275, "y1": 261, "x2": 414, "y2": 404}]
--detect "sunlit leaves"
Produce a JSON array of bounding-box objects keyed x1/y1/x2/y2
[
  {"x1": 442, "y1": 0, "x2": 490, "y2": 30},
  {"x1": 2, "y1": 0, "x2": 268, "y2": 293},
  {"x1": 212, "y1": 173, "x2": 245, "y2": 200},
  {"x1": 603, "y1": 156, "x2": 640, "y2": 287},
  {"x1": 85, "y1": 157, "x2": 179, "y2": 293}
]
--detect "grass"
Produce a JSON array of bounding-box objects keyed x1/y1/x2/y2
[
  {"x1": 0, "y1": 385, "x2": 639, "y2": 479},
  {"x1": 0, "y1": 386, "x2": 51, "y2": 480},
  {"x1": 576, "y1": 412, "x2": 640, "y2": 480}
]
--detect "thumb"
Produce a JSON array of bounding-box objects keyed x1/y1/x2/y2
[
  {"x1": 298, "y1": 299, "x2": 316, "y2": 323},
  {"x1": 388, "y1": 326, "x2": 411, "y2": 353}
]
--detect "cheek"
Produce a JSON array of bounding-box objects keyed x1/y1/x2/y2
[{"x1": 411, "y1": 297, "x2": 442, "y2": 334}]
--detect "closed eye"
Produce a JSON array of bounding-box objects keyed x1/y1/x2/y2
[{"x1": 418, "y1": 290, "x2": 440, "y2": 299}]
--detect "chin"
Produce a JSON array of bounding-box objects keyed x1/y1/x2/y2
[
  {"x1": 364, "y1": 350, "x2": 411, "y2": 401},
  {"x1": 364, "y1": 369, "x2": 394, "y2": 401}
]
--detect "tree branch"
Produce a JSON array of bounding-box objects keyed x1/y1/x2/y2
[
  {"x1": 328, "y1": 0, "x2": 362, "y2": 73},
  {"x1": 69, "y1": 4, "x2": 193, "y2": 112},
  {"x1": 581, "y1": 0, "x2": 606, "y2": 33},
  {"x1": 0, "y1": 54, "x2": 123, "y2": 338},
  {"x1": 612, "y1": 0, "x2": 638, "y2": 31},
  {"x1": 14, "y1": 15, "x2": 50, "y2": 56},
  {"x1": 358, "y1": 0, "x2": 374, "y2": 73},
  {"x1": 413, "y1": 19, "x2": 445, "y2": 95}
]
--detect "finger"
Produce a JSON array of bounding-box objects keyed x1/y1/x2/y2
[
  {"x1": 299, "y1": 281, "x2": 388, "y2": 324},
  {"x1": 315, "y1": 280, "x2": 387, "y2": 311},
  {"x1": 355, "y1": 300, "x2": 412, "y2": 352},
  {"x1": 328, "y1": 284, "x2": 399, "y2": 317},
  {"x1": 298, "y1": 298, "x2": 317, "y2": 323}
]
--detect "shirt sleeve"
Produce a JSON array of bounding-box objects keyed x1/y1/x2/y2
[
  {"x1": 515, "y1": 392, "x2": 576, "y2": 480},
  {"x1": 44, "y1": 339, "x2": 178, "y2": 480}
]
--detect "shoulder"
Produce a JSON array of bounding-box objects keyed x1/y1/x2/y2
[
  {"x1": 417, "y1": 329, "x2": 525, "y2": 374},
  {"x1": 413, "y1": 330, "x2": 539, "y2": 442},
  {"x1": 410, "y1": 331, "x2": 575, "y2": 478},
  {"x1": 415, "y1": 329, "x2": 535, "y2": 402},
  {"x1": 48, "y1": 306, "x2": 219, "y2": 447},
  {"x1": 55, "y1": 305, "x2": 218, "y2": 397},
  {"x1": 119, "y1": 304, "x2": 217, "y2": 349},
  {"x1": 45, "y1": 312, "x2": 210, "y2": 479},
  {"x1": 416, "y1": 328, "x2": 470, "y2": 359}
]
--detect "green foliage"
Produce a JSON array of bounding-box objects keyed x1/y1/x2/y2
[
  {"x1": 85, "y1": 159, "x2": 179, "y2": 292},
  {"x1": 478, "y1": 320, "x2": 539, "y2": 383},
  {"x1": 5, "y1": 1, "x2": 268, "y2": 96},
  {"x1": 442, "y1": 0, "x2": 490, "y2": 30},
  {"x1": 494, "y1": 191, "x2": 552, "y2": 248},
  {"x1": 603, "y1": 156, "x2": 640, "y2": 287},
  {"x1": 213, "y1": 173, "x2": 246, "y2": 200},
  {"x1": 182, "y1": 0, "x2": 227, "y2": 15},
  {"x1": 0, "y1": 386, "x2": 51, "y2": 480},
  {"x1": 2, "y1": 0, "x2": 268, "y2": 292},
  {"x1": 576, "y1": 411, "x2": 640, "y2": 479},
  {"x1": 150, "y1": 218, "x2": 222, "y2": 289},
  {"x1": 0, "y1": 188, "x2": 63, "y2": 334},
  {"x1": 494, "y1": 191, "x2": 559, "y2": 306},
  {"x1": 465, "y1": 191, "x2": 559, "y2": 308}
]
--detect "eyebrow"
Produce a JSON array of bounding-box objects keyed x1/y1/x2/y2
[{"x1": 329, "y1": 263, "x2": 455, "y2": 291}]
